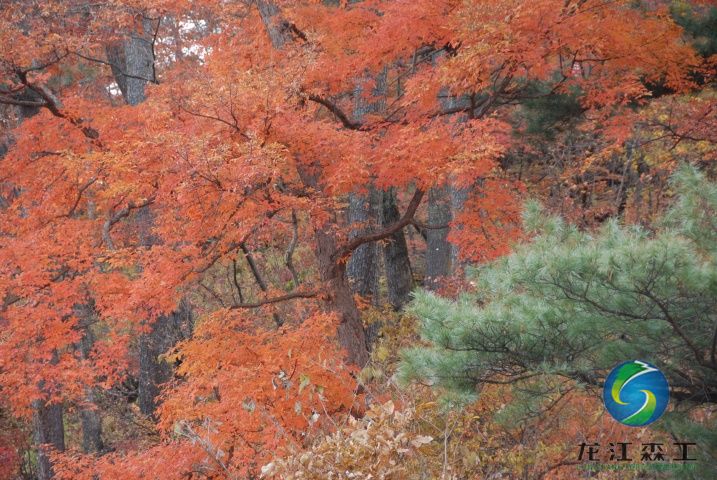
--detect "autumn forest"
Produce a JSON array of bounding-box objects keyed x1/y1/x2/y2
[{"x1": 1, "y1": 0, "x2": 716, "y2": 479}]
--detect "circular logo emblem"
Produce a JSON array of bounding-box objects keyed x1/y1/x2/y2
[{"x1": 603, "y1": 360, "x2": 669, "y2": 427}]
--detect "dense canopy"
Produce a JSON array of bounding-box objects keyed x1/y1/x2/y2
[{"x1": 1, "y1": 0, "x2": 715, "y2": 479}]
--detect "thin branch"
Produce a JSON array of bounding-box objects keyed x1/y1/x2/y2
[
  {"x1": 200, "y1": 281, "x2": 226, "y2": 308},
  {"x1": 15, "y1": 69, "x2": 100, "y2": 140},
  {"x1": 307, "y1": 94, "x2": 361, "y2": 130},
  {"x1": 179, "y1": 105, "x2": 249, "y2": 139},
  {"x1": 411, "y1": 219, "x2": 450, "y2": 230},
  {"x1": 149, "y1": 17, "x2": 161, "y2": 84},
  {"x1": 711, "y1": 321, "x2": 717, "y2": 367},
  {"x1": 231, "y1": 259, "x2": 245, "y2": 304},
  {"x1": 64, "y1": 177, "x2": 97, "y2": 218},
  {"x1": 240, "y1": 242, "x2": 269, "y2": 291},
  {"x1": 239, "y1": 242, "x2": 285, "y2": 326},
  {"x1": 333, "y1": 188, "x2": 425, "y2": 261},
  {"x1": 285, "y1": 210, "x2": 300, "y2": 286},
  {"x1": 228, "y1": 290, "x2": 318, "y2": 309},
  {"x1": 17, "y1": 51, "x2": 69, "y2": 73},
  {"x1": 639, "y1": 288, "x2": 713, "y2": 371},
  {"x1": 0, "y1": 94, "x2": 46, "y2": 108},
  {"x1": 411, "y1": 223, "x2": 428, "y2": 241},
  {"x1": 73, "y1": 51, "x2": 159, "y2": 84},
  {"x1": 102, "y1": 195, "x2": 156, "y2": 250}
]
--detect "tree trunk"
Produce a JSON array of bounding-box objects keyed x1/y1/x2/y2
[
  {"x1": 450, "y1": 185, "x2": 469, "y2": 268},
  {"x1": 6, "y1": 90, "x2": 70, "y2": 474},
  {"x1": 314, "y1": 225, "x2": 370, "y2": 366},
  {"x1": 32, "y1": 350, "x2": 64, "y2": 480},
  {"x1": 76, "y1": 305, "x2": 103, "y2": 453},
  {"x1": 425, "y1": 186, "x2": 452, "y2": 290},
  {"x1": 105, "y1": 18, "x2": 156, "y2": 106},
  {"x1": 32, "y1": 399, "x2": 64, "y2": 480},
  {"x1": 79, "y1": 389, "x2": 103, "y2": 454},
  {"x1": 346, "y1": 69, "x2": 386, "y2": 307},
  {"x1": 138, "y1": 301, "x2": 192, "y2": 416},
  {"x1": 297, "y1": 164, "x2": 369, "y2": 366},
  {"x1": 346, "y1": 189, "x2": 381, "y2": 304},
  {"x1": 382, "y1": 188, "x2": 413, "y2": 309},
  {"x1": 356, "y1": 68, "x2": 414, "y2": 310},
  {"x1": 256, "y1": 0, "x2": 291, "y2": 49},
  {"x1": 105, "y1": 25, "x2": 194, "y2": 416},
  {"x1": 258, "y1": 0, "x2": 370, "y2": 364}
]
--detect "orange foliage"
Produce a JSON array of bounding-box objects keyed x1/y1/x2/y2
[{"x1": 0, "y1": 0, "x2": 706, "y2": 477}]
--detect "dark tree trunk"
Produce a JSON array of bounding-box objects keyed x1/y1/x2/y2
[
  {"x1": 314, "y1": 226, "x2": 370, "y2": 366},
  {"x1": 257, "y1": 0, "x2": 371, "y2": 364},
  {"x1": 346, "y1": 189, "x2": 381, "y2": 304},
  {"x1": 76, "y1": 305, "x2": 103, "y2": 453},
  {"x1": 450, "y1": 185, "x2": 468, "y2": 268},
  {"x1": 32, "y1": 350, "x2": 64, "y2": 480},
  {"x1": 79, "y1": 389, "x2": 103, "y2": 454},
  {"x1": 105, "y1": 18, "x2": 156, "y2": 106},
  {"x1": 346, "y1": 69, "x2": 386, "y2": 307},
  {"x1": 353, "y1": 69, "x2": 414, "y2": 311},
  {"x1": 382, "y1": 188, "x2": 413, "y2": 309},
  {"x1": 297, "y1": 165, "x2": 369, "y2": 366},
  {"x1": 32, "y1": 399, "x2": 64, "y2": 480},
  {"x1": 256, "y1": 0, "x2": 291, "y2": 49},
  {"x1": 425, "y1": 186, "x2": 452, "y2": 290},
  {"x1": 105, "y1": 27, "x2": 193, "y2": 416},
  {"x1": 138, "y1": 301, "x2": 192, "y2": 416},
  {"x1": 347, "y1": 189, "x2": 383, "y2": 348}
]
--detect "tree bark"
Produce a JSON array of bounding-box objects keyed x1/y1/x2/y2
[
  {"x1": 346, "y1": 69, "x2": 386, "y2": 307},
  {"x1": 382, "y1": 188, "x2": 414, "y2": 309},
  {"x1": 105, "y1": 18, "x2": 156, "y2": 106},
  {"x1": 347, "y1": 189, "x2": 381, "y2": 304},
  {"x1": 105, "y1": 22, "x2": 194, "y2": 416},
  {"x1": 256, "y1": 0, "x2": 291, "y2": 49},
  {"x1": 316, "y1": 227, "x2": 370, "y2": 366},
  {"x1": 5, "y1": 90, "x2": 70, "y2": 475},
  {"x1": 297, "y1": 164, "x2": 369, "y2": 366},
  {"x1": 450, "y1": 185, "x2": 469, "y2": 268},
  {"x1": 32, "y1": 350, "x2": 65, "y2": 480},
  {"x1": 425, "y1": 186, "x2": 452, "y2": 290},
  {"x1": 138, "y1": 301, "x2": 192, "y2": 416},
  {"x1": 347, "y1": 189, "x2": 382, "y2": 348},
  {"x1": 350, "y1": 67, "x2": 414, "y2": 311},
  {"x1": 76, "y1": 304, "x2": 104, "y2": 453},
  {"x1": 32, "y1": 399, "x2": 64, "y2": 480},
  {"x1": 79, "y1": 389, "x2": 103, "y2": 453}
]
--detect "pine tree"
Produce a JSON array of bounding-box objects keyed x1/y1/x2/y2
[{"x1": 401, "y1": 165, "x2": 717, "y2": 477}]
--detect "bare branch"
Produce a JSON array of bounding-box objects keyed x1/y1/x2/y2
[
  {"x1": 102, "y1": 195, "x2": 156, "y2": 250},
  {"x1": 179, "y1": 105, "x2": 249, "y2": 139},
  {"x1": 240, "y1": 242, "x2": 269, "y2": 291},
  {"x1": 73, "y1": 51, "x2": 159, "y2": 84},
  {"x1": 64, "y1": 177, "x2": 97, "y2": 218},
  {"x1": 231, "y1": 259, "x2": 245, "y2": 304},
  {"x1": 0, "y1": 94, "x2": 46, "y2": 108},
  {"x1": 411, "y1": 219, "x2": 450, "y2": 230},
  {"x1": 229, "y1": 290, "x2": 318, "y2": 309},
  {"x1": 285, "y1": 210, "x2": 300, "y2": 286},
  {"x1": 239, "y1": 242, "x2": 285, "y2": 326},
  {"x1": 14, "y1": 70, "x2": 101, "y2": 140},
  {"x1": 333, "y1": 188, "x2": 425, "y2": 261},
  {"x1": 307, "y1": 94, "x2": 361, "y2": 130}
]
